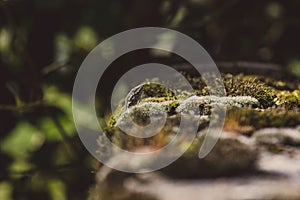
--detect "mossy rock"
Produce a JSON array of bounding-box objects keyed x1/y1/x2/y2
[
  {"x1": 107, "y1": 73, "x2": 299, "y2": 135},
  {"x1": 225, "y1": 107, "x2": 300, "y2": 130},
  {"x1": 108, "y1": 82, "x2": 177, "y2": 128},
  {"x1": 191, "y1": 74, "x2": 276, "y2": 108},
  {"x1": 176, "y1": 95, "x2": 259, "y2": 115},
  {"x1": 125, "y1": 82, "x2": 176, "y2": 108},
  {"x1": 274, "y1": 90, "x2": 300, "y2": 109}
]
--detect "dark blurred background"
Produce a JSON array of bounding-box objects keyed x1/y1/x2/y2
[{"x1": 0, "y1": 0, "x2": 300, "y2": 199}]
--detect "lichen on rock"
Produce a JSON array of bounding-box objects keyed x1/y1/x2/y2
[
  {"x1": 189, "y1": 73, "x2": 277, "y2": 108},
  {"x1": 176, "y1": 95, "x2": 259, "y2": 115}
]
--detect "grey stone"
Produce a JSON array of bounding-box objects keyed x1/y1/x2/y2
[{"x1": 253, "y1": 128, "x2": 300, "y2": 146}]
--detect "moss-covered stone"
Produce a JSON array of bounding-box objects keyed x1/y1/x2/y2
[
  {"x1": 107, "y1": 105, "x2": 124, "y2": 128},
  {"x1": 107, "y1": 82, "x2": 178, "y2": 128},
  {"x1": 107, "y1": 73, "x2": 300, "y2": 144},
  {"x1": 125, "y1": 82, "x2": 175, "y2": 108},
  {"x1": 116, "y1": 101, "x2": 178, "y2": 126},
  {"x1": 225, "y1": 107, "x2": 300, "y2": 130},
  {"x1": 191, "y1": 74, "x2": 276, "y2": 108},
  {"x1": 95, "y1": 72, "x2": 300, "y2": 200},
  {"x1": 253, "y1": 75, "x2": 300, "y2": 91},
  {"x1": 106, "y1": 114, "x2": 183, "y2": 151},
  {"x1": 176, "y1": 95, "x2": 259, "y2": 115},
  {"x1": 274, "y1": 90, "x2": 300, "y2": 109}
]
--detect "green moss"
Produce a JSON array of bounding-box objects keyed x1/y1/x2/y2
[
  {"x1": 227, "y1": 107, "x2": 300, "y2": 129},
  {"x1": 107, "y1": 116, "x2": 116, "y2": 128},
  {"x1": 108, "y1": 74, "x2": 299, "y2": 131},
  {"x1": 105, "y1": 114, "x2": 182, "y2": 151},
  {"x1": 107, "y1": 105, "x2": 124, "y2": 128},
  {"x1": 108, "y1": 81, "x2": 179, "y2": 128},
  {"x1": 223, "y1": 74, "x2": 276, "y2": 108},
  {"x1": 254, "y1": 75, "x2": 300, "y2": 91},
  {"x1": 274, "y1": 90, "x2": 300, "y2": 109},
  {"x1": 140, "y1": 82, "x2": 175, "y2": 99},
  {"x1": 187, "y1": 74, "x2": 276, "y2": 108},
  {"x1": 162, "y1": 100, "x2": 180, "y2": 114},
  {"x1": 103, "y1": 74, "x2": 300, "y2": 163},
  {"x1": 125, "y1": 82, "x2": 176, "y2": 108},
  {"x1": 129, "y1": 103, "x2": 164, "y2": 125},
  {"x1": 140, "y1": 96, "x2": 176, "y2": 103}
]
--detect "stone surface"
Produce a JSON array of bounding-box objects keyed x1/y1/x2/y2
[
  {"x1": 89, "y1": 127, "x2": 300, "y2": 200},
  {"x1": 176, "y1": 95, "x2": 259, "y2": 115},
  {"x1": 91, "y1": 76, "x2": 300, "y2": 200},
  {"x1": 253, "y1": 128, "x2": 300, "y2": 146}
]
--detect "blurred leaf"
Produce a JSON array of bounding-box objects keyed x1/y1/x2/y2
[
  {"x1": 13, "y1": 175, "x2": 51, "y2": 200},
  {"x1": 54, "y1": 33, "x2": 72, "y2": 63},
  {"x1": 0, "y1": 28, "x2": 12, "y2": 53},
  {"x1": 288, "y1": 59, "x2": 300, "y2": 78},
  {"x1": 0, "y1": 182, "x2": 12, "y2": 200},
  {"x1": 1, "y1": 122, "x2": 44, "y2": 159},
  {"x1": 6, "y1": 82, "x2": 23, "y2": 107},
  {"x1": 265, "y1": 2, "x2": 283, "y2": 19},
  {"x1": 44, "y1": 86, "x2": 73, "y2": 116},
  {"x1": 169, "y1": 6, "x2": 187, "y2": 27},
  {"x1": 73, "y1": 26, "x2": 98, "y2": 51},
  {"x1": 43, "y1": 86, "x2": 76, "y2": 137},
  {"x1": 48, "y1": 178, "x2": 66, "y2": 200}
]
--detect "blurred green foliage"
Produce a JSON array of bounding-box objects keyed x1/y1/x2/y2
[{"x1": 0, "y1": 0, "x2": 300, "y2": 199}]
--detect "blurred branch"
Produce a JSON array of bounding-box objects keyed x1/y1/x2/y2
[
  {"x1": 165, "y1": 0, "x2": 182, "y2": 25},
  {"x1": 11, "y1": 162, "x2": 84, "y2": 178},
  {"x1": 42, "y1": 61, "x2": 72, "y2": 76},
  {"x1": 0, "y1": 99, "x2": 44, "y2": 111}
]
